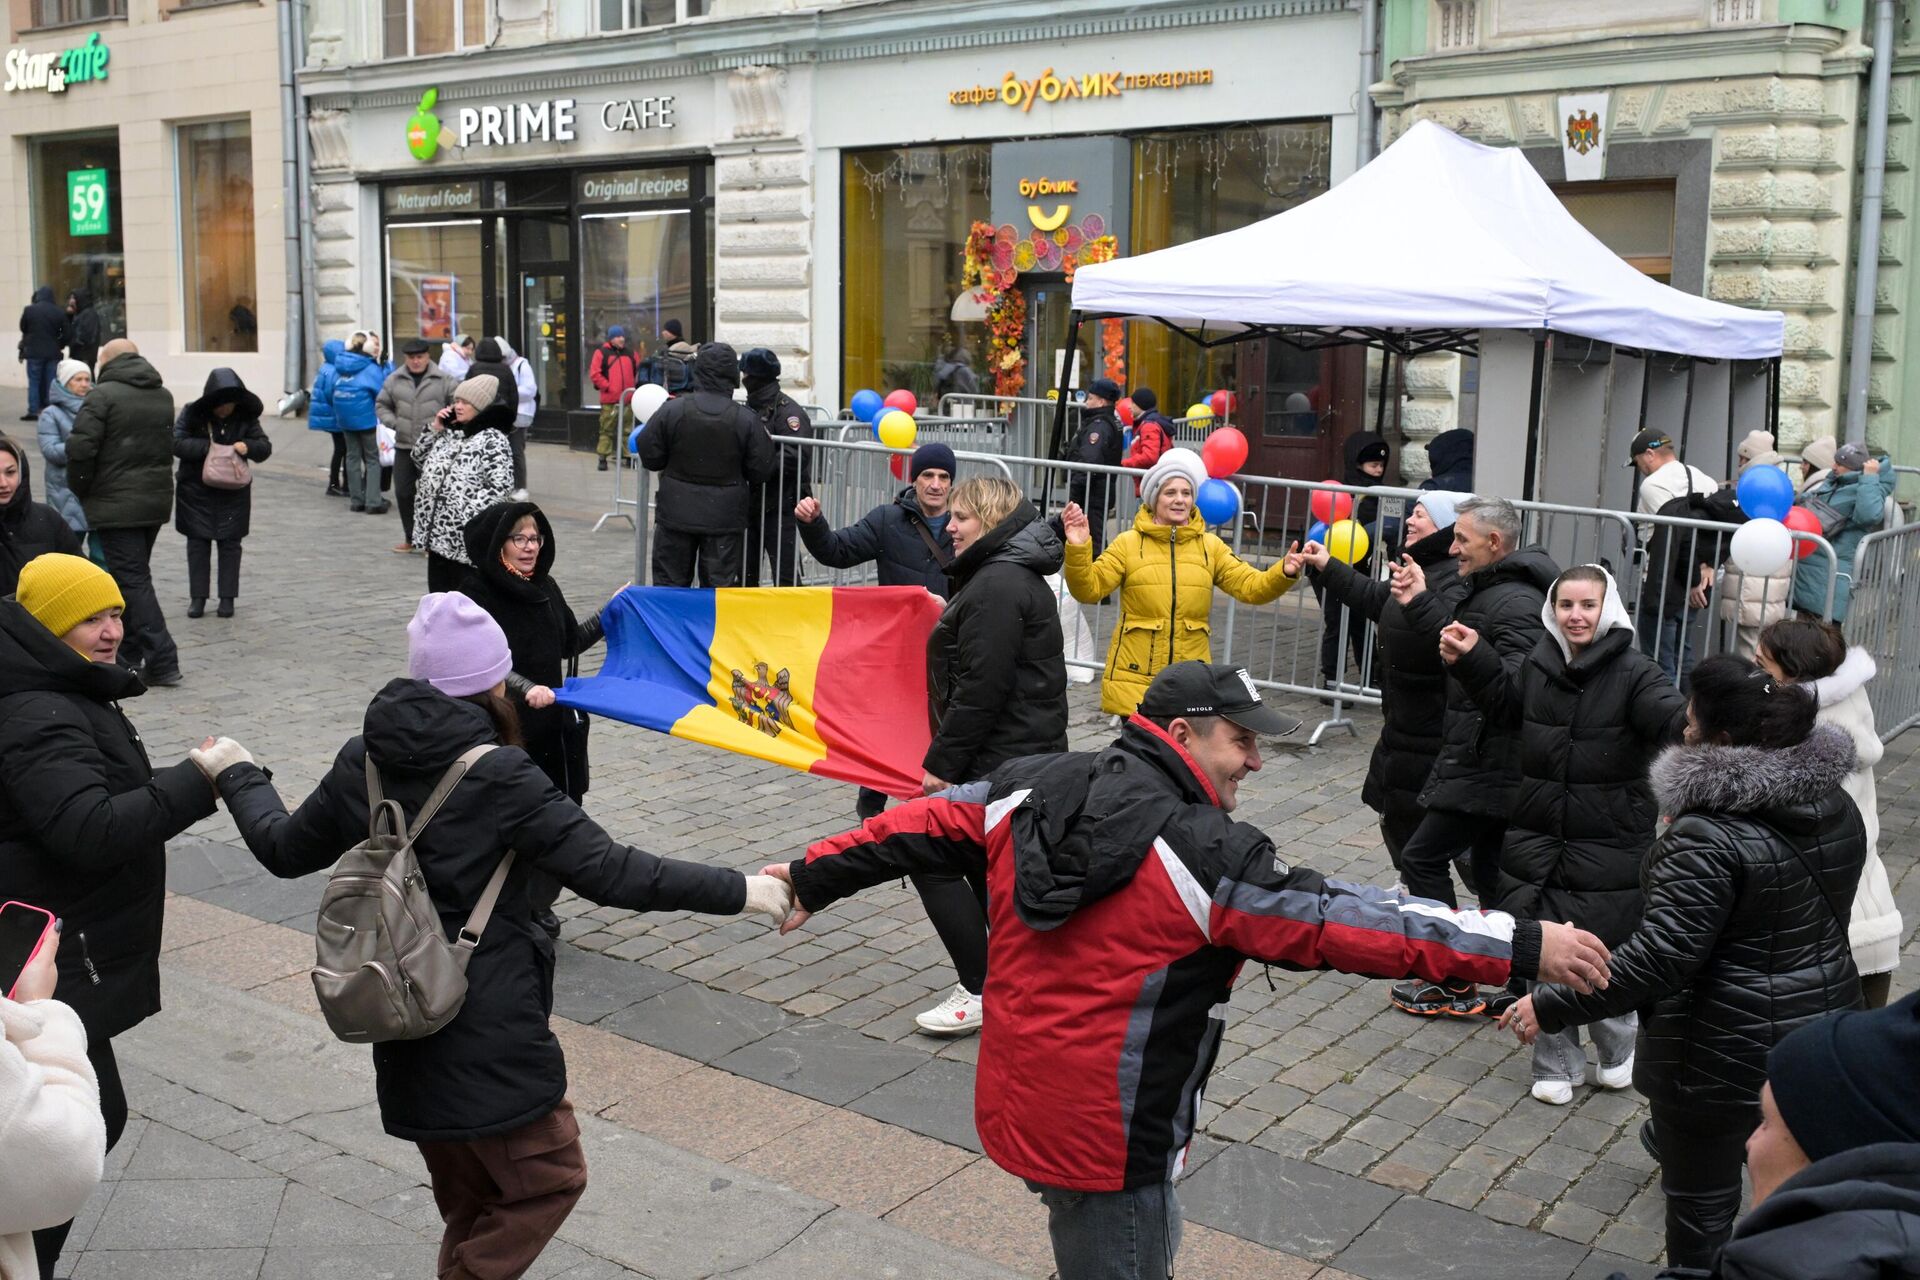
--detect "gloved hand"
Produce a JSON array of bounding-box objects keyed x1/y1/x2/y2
[
  {"x1": 189, "y1": 735, "x2": 254, "y2": 781},
  {"x1": 742, "y1": 874, "x2": 795, "y2": 924}
]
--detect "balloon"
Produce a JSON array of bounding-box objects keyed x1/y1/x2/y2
[
  {"x1": 1309, "y1": 482, "x2": 1354, "y2": 526},
  {"x1": 884, "y1": 389, "x2": 918, "y2": 415},
  {"x1": 876, "y1": 409, "x2": 917, "y2": 450},
  {"x1": 850, "y1": 389, "x2": 884, "y2": 422},
  {"x1": 628, "y1": 426, "x2": 644, "y2": 456},
  {"x1": 1325, "y1": 519, "x2": 1372, "y2": 565},
  {"x1": 1201, "y1": 427, "x2": 1248, "y2": 479},
  {"x1": 630, "y1": 383, "x2": 670, "y2": 425},
  {"x1": 1783, "y1": 505, "x2": 1823, "y2": 559},
  {"x1": 1115, "y1": 397, "x2": 1138, "y2": 427},
  {"x1": 1195, "y1": 478, "x2": 1241, "y2": 527},
  {"x1": 1186, "y1": 402, "x2": 1215, "y2": 428},
  {"x1": 1730, "y1": 517, "x2": 1794, "y2": 576},
  {"x1": 1307, "y1": 520, "x2": 1330, "y2": 547},
  {"x1": 1209, "y1": 390, "x2": 1237, "y2": 420},
  {"x1": 890, "y1": 452, "x2": 909, "y2": 481},
  {"x1": 1735, "y1": 464, "x2": 1794, "y2": 522}
]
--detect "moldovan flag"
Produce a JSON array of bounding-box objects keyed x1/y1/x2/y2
[{"x1": 555, "y1": 586, "x2": 944, "y2": 799}]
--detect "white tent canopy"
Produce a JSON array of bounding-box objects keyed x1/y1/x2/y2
[{"x1": 1070, "y1": 120, "x2": 1785, "y2": 361}]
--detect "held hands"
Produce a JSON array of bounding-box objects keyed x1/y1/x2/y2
[
  {"x1": 189, "y1": 735, "x2": 255, "y2": 782},
  {"x1": 525, "y1": 685, "x2": 557, "y2": 710},
  {"x1": 756, "y1": 863, "x2": 812, "y2": 936},
  {"x1": 12, "y1": 922, "x2": 59, "y2": 1003},
  {"x1": 1532, "y1": 921, "x2": 1611, "y2": 995},
  {"x1": 1437, "y1": 622, "x2": 1479, "y2": 666},
  {"x1": 1060, "y1": 503, "x2": 1091, "y2": 546},
  {"x1": 1498, "y1": 994, "x2": 1539, "y2": 1045},
  {"x1": 1282, "y1": 540, "x2": 1330, "y2": 578},
  {"x1": 1388, "y1": 554, "x2": 1427, "y2": 605},
  {"x1": 794, "y1": 497, "x2": 822, "y2": 523},
  {"x1": 742, "y1": 873, "x2": 796, "y2": 925},
  {"x1": 922, "y1": 772, "x2": 950, "y2": 797}
]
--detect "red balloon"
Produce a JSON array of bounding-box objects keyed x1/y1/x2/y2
[
  {"x1": 1115, "y1": 397, "x2": 1138, "y2": 427},
  {"x1": 1783, "y1": 505, "x2": 1822, "y2": 559},
  {"x1": 884, "y1": 389, "x2": 918, "y2": 415},
  {"x1": 1201, "y1": 427, "x2": 1249, "y2": 479},
  {"x1": 890, "y1": 452, "x2": 909, "y2": 482},
  {"x1": 1209, "y1": 389, "x2": 1237, "y2": 419},
  {"x1": 1310, "y1": 482, "x2": 1354, "y2": 526}
]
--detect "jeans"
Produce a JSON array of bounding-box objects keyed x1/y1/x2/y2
[
  {"x1": 912, "y1": 866, "x2": 989, "y2": 995},
  {"x1": 185, "y1": 536, "x2": 242, "y2": 602},
  {"x1": 1396, "y1": 808, "x2": 1505, "y2": 909},
  {"x1": 393, "y1": 447, "x2": 419, "y2": 543},
  {"x1": 25, "y1": 357, "x2": 55, "y2": 416},
  {"x1": 1029, "y1": 1180, "x2": 1182, "y2": 1280},
  {"x1": 1638, "y1": 613, "x2": 1694, "y2": 684},
  {"x1": 341, "y1": 429, "x2": 381, "y2": 508},
  {"x1": 95, "y1": 524, "x2": 177, "y2": 674},
  {"x1": 1648, "y1": 1099, "x2": 1753, "y2": 1269},
  {"x1": 652, "y1": 524, "x2": 743, "y2": 587},
  {"x1": 35, "y1": 1037, "x2": 128, "y2": 1279},
  {"x1": 1528, "y1": 983, "x2": 1636, "y2": 1085}
]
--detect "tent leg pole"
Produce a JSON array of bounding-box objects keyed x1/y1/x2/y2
[
  {"x1": 1637, "y1": 351, "x2": 1652, "y2": 430},
  {"x1": 1045, "y1": 311, "x2": 1084, "y2": 505},
  {"x1": 1678, "y1": 358, "x2": 1696, "y2": 459},
  {"x1": 1521, "y1": 331, "x2": 1548, "y2": 501},
  {"x1": 1769, "y1": 357, "x2": 1781, "y2": 436},
  {"x1": 1373, "y1": 348, "x2": 1392, "y2": 434}
]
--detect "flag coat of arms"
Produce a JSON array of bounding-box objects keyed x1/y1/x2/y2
[{"x1": 556, "y1": 586, "x2": 945, "y2": 798}]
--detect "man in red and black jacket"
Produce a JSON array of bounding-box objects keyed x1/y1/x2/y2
[{"x1": 765, "y1": 661, "x2": 1612, "y2": 1280}]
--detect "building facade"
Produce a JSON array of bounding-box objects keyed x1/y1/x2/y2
[{"x1": 1, "y1": 0, "x2": 288, "y2": 398}]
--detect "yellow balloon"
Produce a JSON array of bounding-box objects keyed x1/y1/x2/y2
[
  {"x1": 1326, "y1": 519, "x2": 1371, "y2": 565},
  {"x1": 1186, "y1": 402, "x2": 1214, "y2": 426},
  {"x1": 877, "y1": 409, "x2": 917, "y2": 450}
]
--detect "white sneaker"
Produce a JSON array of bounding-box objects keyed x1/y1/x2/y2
[
  {"x1": 914, "y1": 984, "x2": 984, "y2": 1036},
  {"x1": 1587, "y1": 1055, "x2": 1634, "y2": 1090},
  {"x1": 1530, "y1": 1080, "x2": 1575, "y2": 1106}
]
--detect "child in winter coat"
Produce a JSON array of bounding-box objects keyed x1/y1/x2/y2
[
  {"x1": 1442, "y1": 564, "x2": 1687, "y2": 1105},
  {"x1": 1758, "y1": 619, "x2": 1901, "y2": 1008},
  {"x1": 309, "y1": 335, "x2": 351, "y2": 495}
]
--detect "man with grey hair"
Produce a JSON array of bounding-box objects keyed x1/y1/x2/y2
[{"x1": 1381, "y1": 494, "x2": 1560, "y2": 1016}]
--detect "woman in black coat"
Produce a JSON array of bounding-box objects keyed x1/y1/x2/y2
[
  {"x1": 1506, "y1": 656, "x2": 1866, "y2": 1269},
  {"x1": 197, "y1": 593, "x2": 791, "y2": 1276},
  {"x1": 0, "y1": 433, "x2": 80, "y2": 594},
  {"x1": 910, "y1": 477, "x2": 1068, "y2": 1036},
  {"x1": 0, "y1": 554, "x2": 219, "y2": 1273},
  {"x1": 1445, "y1": 565, "x2": 1686, "y2": 1106},
  {"x1": 172, "y1": 369, "x2": 272, "y2": 618}
]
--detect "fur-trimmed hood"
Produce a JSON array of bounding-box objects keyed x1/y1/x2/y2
[
  {"x1": 1809, "y1": 646, "x2": 1876, "y2": 709},
  {"x1": 1652, "y1": 722, "x2": 1857, "y2": 816}
]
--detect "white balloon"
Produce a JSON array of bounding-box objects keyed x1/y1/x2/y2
[
  {"x1": 1730, "y1": 517, "x2": 1793, "y2": 577},
  {"x1": 631, "y1": 383, "x2": 670, "y2": 425}
]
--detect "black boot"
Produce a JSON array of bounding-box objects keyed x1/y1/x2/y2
[
  {"x1": 187, "y1": 599, "x2": 205, "y2": 619},
  {"x1": 216, "y1": 598, "x2": 235, "y2": 618},
  {"x1": 597, "y1": 456, "x2": 609, "y2": 472}
]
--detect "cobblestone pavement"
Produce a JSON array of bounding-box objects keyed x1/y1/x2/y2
[{"x1": 23, "y1": 393, "x2": 1915, "y2": 1278}]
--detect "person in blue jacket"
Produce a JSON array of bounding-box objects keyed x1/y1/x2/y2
[
  {"x1": 1791, "y1": 441, "x2": 1894, "y2": 623},
  {"x1": 331, "y1": 334, "x2": 389, "y2": 515},
  {"x1": 309, "y1": 337, "x2": 347, "y2": 496}
]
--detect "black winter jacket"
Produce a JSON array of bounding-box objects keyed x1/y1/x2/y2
[
  {"x1": 68, "y1": 353, "x2": 175, "y2": 530},
  {"x1": 637, "y1": 345, "x2": 775, "y2": 534},
  {"x1": 0, "y1": 601, "x2": 216, "y2": 1042},
  {"x1": 1421, "y1": 429, "x2": 1475, "y2": 491},
  {"x1": 1455, "y1": 620, "x2": 1687, "y2": 947},
  {"x1": 1069, "y1": 405, "x2": 1124, "y2": 468},
  {"x1": 172, "y1": 370, "x2": 273, "y2": 543},
  {"x1": 798, "y1": 486, "x2": 953, "y2": 595},
  {"x1": 1533, "y1": 724, "x2": 1865, "y2": 1115},
  {"x1": 65, "y1": 293, "x2": 100, "y2": 369},
  {"x1": 17, "y1": 287, "x2": 65, "y2": 362},
  {"x1": 925, "y1": 501, "x2": 1068, "y2": 782},
  {"x1": 212, "y1": 680, "x2": 748, "y2": 1142},
  {"x1": 458, "y1": 501, "x2": 604, "y2": 800},
  {"x1": 1314, "y1": 524, "x2": 1464, "y2": 823},
  {"x1": 1401, "y1": 545, "x2": 1561, "y2": 816},
  {"x1": 746, "y1": 382, "x2": 813, "y2": 507},
  {"x1": 0, "y1": 436, "x2": 81, "y2": 594}
]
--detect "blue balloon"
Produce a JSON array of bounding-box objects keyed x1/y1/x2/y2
[
  {"x1": 850, "y1": 389, "x2": 885, "y2": 423},
  {"x1": 1196, "y1": 478, "x2": 1241, "y2": 527},
  {"x1": 1736, "y1": 463, "x2": 1794, "y2": 522},
  {"x1": 628, "y1": 425, "x2": 644, "y2": 455},
  {"x1": 1307, "y1": 520, "x2": 1330, "y2": 546}
]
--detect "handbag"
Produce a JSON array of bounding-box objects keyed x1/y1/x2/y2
[
  {"x1": 200, "y1": 433, "x2": 252, "y2": 490},
  {"x1": 1800, "y1": 489, "x2": 1847, "y2": 540}
]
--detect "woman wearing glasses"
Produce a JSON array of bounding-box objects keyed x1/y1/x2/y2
[{"x1": 458, "y1": 501, "x2": 618, "y2": 936}]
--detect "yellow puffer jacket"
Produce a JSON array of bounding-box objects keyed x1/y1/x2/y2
[{"x1": 1063, "y1": 506, "x2": 1299, "y2": 716}]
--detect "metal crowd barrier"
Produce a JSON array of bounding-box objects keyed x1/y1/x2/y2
[
  {"x1": 1849, "y1": 522, "x2": 1920, "y2": 741},
  {"x1": 593, "y1": 386, "x2": 642, "y2": 533}
]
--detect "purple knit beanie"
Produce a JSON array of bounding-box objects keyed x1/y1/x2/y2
[{"x1": 407, "y1": 592, "x2": 513, "y2": 696}]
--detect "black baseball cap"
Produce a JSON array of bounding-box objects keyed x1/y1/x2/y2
[
  {"x1": 401, "y1": 338, "x2": 431, "y2": 355},
  {"x1": 1624, "y1": 428, "x2": 1675, "y2": 467},
  {"x1": 1138, "y1": 662, "x2": 1301, "y2": 738}
]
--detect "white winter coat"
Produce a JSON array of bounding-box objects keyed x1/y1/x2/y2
[
  {"x1": 1809, "y1": 648, "x2": 1902, "y2": 976},
  {"x1": 0, "y1": 997, "x2": 103, "y2": 1280}
]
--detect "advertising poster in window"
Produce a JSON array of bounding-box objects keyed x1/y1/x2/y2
[{"x1": 418, "y1": 275, "x2": 454, "y2": 340}]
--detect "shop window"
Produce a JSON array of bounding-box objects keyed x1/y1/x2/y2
[
  {"x1": 841, "y1": 144, "x2": 992, "y2": 403},
  {"x1": 384, "y1": 0, "x2": 486, "y2": 57},
  {"x1": 387, "y1": 221, "x2": 483, "y2": 353},
  {"x1": 579, "y1": 210, "x2": 693, "y2": 407},
  {"x1": 33, "y1": 0, "x2": 124, "y2": 27},
  {"x1": 1552, "y1": 180, "x2": 1676, "y2": 283},
  {"x1": 1128, "y1": 122, "x2": 1332, "y2": 409},
  {"x1": 178, "y1": 119, "x2": 257, "y2": 353},
  {"x1": 30, "y1": 131, "x2": 125, "y2": 343},
  {"x1": 597, "y1": 0, "x2": 705, "y2": 30}
]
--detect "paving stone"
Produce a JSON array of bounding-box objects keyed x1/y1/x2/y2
[
  {"x1": 1541, "y1": 1202, "x2": 1609, "y2": 1245},
  {"x1": 598, "y1": 977, "x2": 797, "y2": 1062},
  {"x1": 72, "y1": 1248, "x2": 269, "y2": 1279},
  {"x1": 1181, "y1": 1143, "x2": 1399, "y2": 1262},
  {"x1": 1333, "y1": 1194, "x2": 1587, "y2": 1280},
  {"x1": 256, "y1": 1244, "x2": 444, "y2": 1279},
  {"x1": 1594, "y1": 1222, "x2": 1667, "y2": 1265},
  {"x1": 118, "y1": 1123, "x2": 278, "y2": 1180},
  {"x1": 268, "y1": 1183, "x2": 426, "y2": 1247},
  {"x1": 285, "y1": 1153, "x2": 426, "y2": 1209},
  {"x1": 848, "y1": 1058, "x2": 983, "y2": 1153},
  {"x1": 714, "y1": 1016, "x2": 927, "y2": 1105},
  {"x1": 551, "y1": 943, "x2": 686, "y2": 1024},
  {"x1": 87, "y1": 1179, "x2": 288, "y2": 1250}
]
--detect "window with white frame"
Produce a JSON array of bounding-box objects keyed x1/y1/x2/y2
[
  {"x1": 598, "y1": 0, "x2": 707, "y2": 31},
  {"x1": 385, "y1": 0, "x2": 488, "y2": 58}
]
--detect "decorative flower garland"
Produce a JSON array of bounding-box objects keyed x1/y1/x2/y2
[{"x1": 961, "y1": 219, "x2": 1125, "y2": 397}]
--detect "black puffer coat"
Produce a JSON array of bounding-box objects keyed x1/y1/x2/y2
[
  {"x1": 746, "y1": 381, "x2": 813, "y2": 506},
  {"x1": 1452, "y1": 580, "x2": 1687, "y2": 946},
  {"x1": 1421, "y1": 428, "x2": 1475, "y2": 491},
  {"x1": 67, "y1": 352, "x2": 175, "y2": 530},
  {"x1": 925, "y1": 501, "x2": 1068, "y2": 782},
  {"x1": 172, "y1": 370, "x2": 273, "y2": 542},
  {"x1": 458, "y1": 501, "x2": 604, "y2": 800},
  {"x1": 637, "y1": 344, "x2": 775, "y2": 534},
  {"x1": 212, "y1": 680, "x2": 748, "y2": 1143},
  {"x1": 0, "y1": 435, "x2": 81, "y2": 594},
  {"x1": 1533, "y1": 723, "x2": 1865, "y2": 1115},
  {"x1": 1314, "y1": 524, "x2": 1464, "y2": 823},
  {"x1": 1401, "y1": 545, "x2": 1561, "y2": 817},
  {"x1": 17, "y1": 286, "x2": 65, "y2": 362},
  {"x1": 798, "y1": 486, "x2": 952, "y2": 595},
  {"x1": 0, "y1": 600, "x2": 216, "y2": 1042},
  {"x1": 1685, "y1": 1143, "x2": 1920, "y2": 1280}
]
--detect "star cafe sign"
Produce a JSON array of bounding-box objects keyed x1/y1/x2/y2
[
  {"x1": 949, "y1": 65, "x2": 1213, "y2": 111},
  {"x1": 4, "y1": 31, "x2": 109, "y2": 96}
]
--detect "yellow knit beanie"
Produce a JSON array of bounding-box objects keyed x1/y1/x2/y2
[{"x1": 16, "y1": 553, "x2": 124, "y2": 638}]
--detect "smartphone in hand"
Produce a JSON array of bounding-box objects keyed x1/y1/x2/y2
[{"x1": 0, "y1": 902, "x2": 56, "y2": 1001}]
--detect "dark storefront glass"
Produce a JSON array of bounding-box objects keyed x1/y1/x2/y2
[{"x1": 31, "y1": 130, "x2": 126, "y2": 342}]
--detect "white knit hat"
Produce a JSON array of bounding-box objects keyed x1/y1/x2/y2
[
  {"x1": 54, "y1": 358, "x2": 90, "y2": 388},
  {"x1": 1141, "y1": 447, "x2": 1209, "y2": 508}
]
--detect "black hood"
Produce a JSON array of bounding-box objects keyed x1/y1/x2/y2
[
  {"x1": 31, "y1": 286, "x2": 54, "y2": 305},
  {"x1": 461, "y1": 500, "x2": 554, "y2": 597},
  {"x1": 1406, "y1": 522, "x2": 1457, "y2": 567},
  {"x1": 1717, "y1": 1143, "x2": 1920, "y2": 1274},
  {"x1": 1342, "y1": 431, "x2": 1389, "y2": 485},
  {"x1": 0, "y1": 434, "x2": 35, "y2": 521},
  {"x1": 947, "y1": 500, "x2": 1062, "y2": 587},
  {"x1": 691, "y1": 343, "x2": 741, "y2": 395},
  {"x1": 1425, "y1": 428, "x2": 1475, "y2": 477},
  {"x1": 1470, "y1": 544, "x2": 1560, "y2": 597},
  {"x1": 185, "y1": 368, "x2": 263, "y2": 426},
  {"x1": 0, "y1": 599, "x2": 144, "y2": 703},
  {"x1": 98, "y1": 353, "x2": 165, "y2": 391},
  {"x1": 70, "y1": 289, "x2": 91, "y2": 310},
  {"x1": 361, "y1": 678, "x2": 499, "y2": 776}
]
